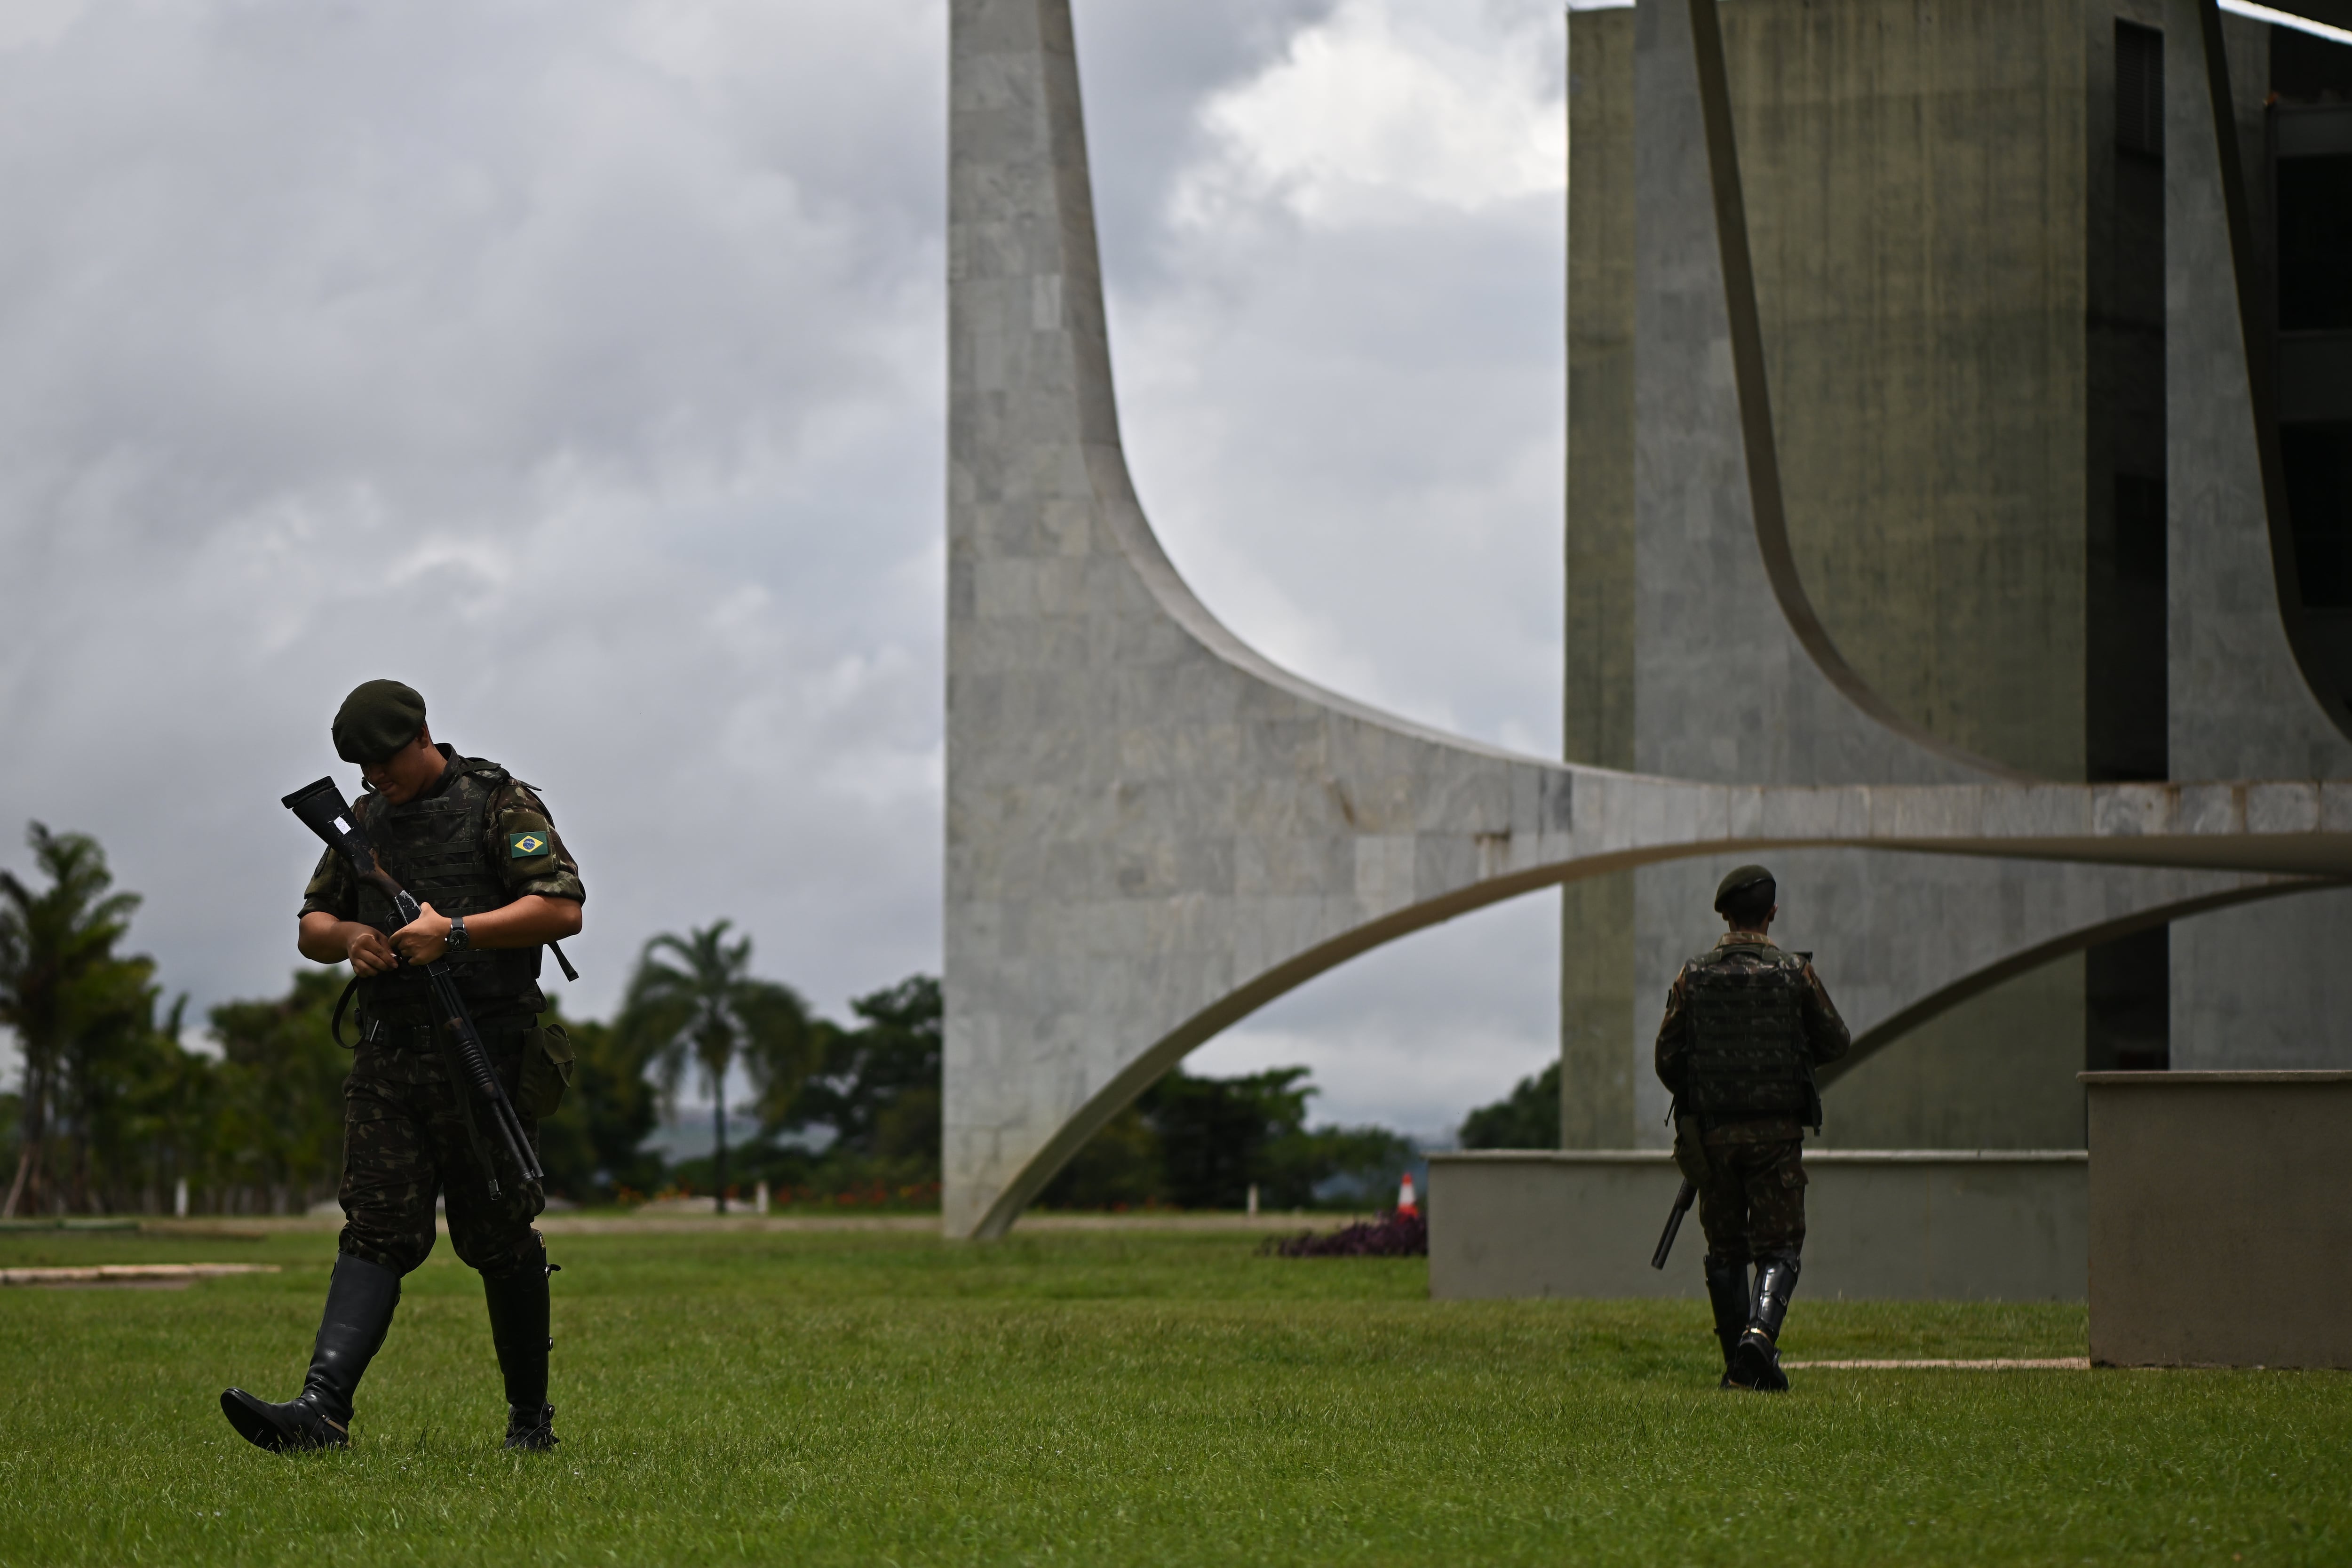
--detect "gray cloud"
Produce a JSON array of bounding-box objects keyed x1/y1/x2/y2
[
  {"x1": 0, "y1": 0, "x2": 1568, "y2": 1137},
  {"x1": 0, "y1": 0, "x2": 951, "y2": 1029}
]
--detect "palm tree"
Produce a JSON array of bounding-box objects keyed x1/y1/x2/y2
[
  {"x1": 0, "y1": 824, "x2": 145, "y2": 1218},
  {"x1": 616, "y1": 922, "x2": 812, "y2": 1213}
]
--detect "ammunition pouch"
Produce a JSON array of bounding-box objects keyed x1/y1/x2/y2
[
  {"x1": 518, "y1": 1024, "x2": 575, "y2": 1120},
  {"x1": 1671, "y1": 1113, "x2": 1712, "y2": 1187}
]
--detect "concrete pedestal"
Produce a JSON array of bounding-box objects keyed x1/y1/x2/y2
[
  {"x1": 2085, "y1": 1071, "x2": 2352, "y2": 1367},
  {"x1": 1428, "y1": 1149, "x2": 2086, "y2": 1301}
]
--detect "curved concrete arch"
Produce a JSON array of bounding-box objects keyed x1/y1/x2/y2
[
  {"x1": 1672, "y1": 0, "x2": 2034, "y2": 786},
  {"x1": 1628, "y1": 0, "x2": 2001, "y2": 794},
  {"x1": 944, "y1": 0, "x2": 2352, "y2": 1236},
  {"x1": 2170, "y1": 0, "x2": 2352, "y2": 756},
  {"x1": 972, "y1": 832, "x2": 2337, "y2": 1239},
  {"x1": 1821, "y1": 875, "x2": 2343, "y2": 1089}
]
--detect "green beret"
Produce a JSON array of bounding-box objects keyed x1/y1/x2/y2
[
  {"x1": 1713, "y1": 863, "x2": 1775, "y2": 912},
  {"x1": 333, "y1": 679, "x2": 427, "y2": 764}
]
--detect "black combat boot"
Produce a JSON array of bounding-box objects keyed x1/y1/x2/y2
[
  {"x1": 221, "y1": 1253, "x2": 401, "y2": 1451},
  {"x1": 1702, "y1": 1254, "x2": 1750, "y2": 1388},
  {"x1": 504, "y1": 1402, "x2": 558, "y2": 1451},
  {"x1": 483, "y1": 1256, "x2": 558, "y2": 1451},
  {"x1": 1726, "y1": 1257, "x2": 1800, "y2": 1392}
]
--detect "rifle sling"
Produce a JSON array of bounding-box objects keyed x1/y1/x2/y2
[{"x1": 330, "y1": 978, "x2": 361, "y2": 1051}]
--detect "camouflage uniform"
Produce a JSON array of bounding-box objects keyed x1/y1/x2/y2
[
  {"x1": 300, "y1": 745, "x2": 584, "y2": 1279},
  {"x1": 1653, "y1": 932, "x2": 1849, "y2": 1266},
  {"x1": 220, "y1": 685, "x2": 582, "y2": 1454}
]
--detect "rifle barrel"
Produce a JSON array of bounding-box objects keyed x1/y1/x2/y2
[
  {"x1": 424, "y1": 961, "x2": 543, "y2": 1184},
  {"x1": 1650, "y1": 1179, "x2": 1697, "y2": 1270}
]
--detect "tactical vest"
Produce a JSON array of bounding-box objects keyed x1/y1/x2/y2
[
  {"x1": 352, "y1": 755, "x2": 545, "y2": 1030},
  {"x1": 1681, "y1": 945, "x2": 1819, "y2": 1126}
]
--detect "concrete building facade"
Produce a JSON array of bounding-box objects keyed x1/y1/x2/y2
[
  {"x1": 1564, "y1": 0, "x2": 2352, "y2": 1153},
  {"x1": 940, "y1": 0, "x2": 2351, "y2": 1237}
]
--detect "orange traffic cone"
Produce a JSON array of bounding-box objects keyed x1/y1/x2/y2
[{"x1": 1396, "y1": 1172, "x2": 1419, "y2": 1218}]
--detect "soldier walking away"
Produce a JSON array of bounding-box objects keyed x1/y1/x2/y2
[
  {"x1": 1653, "y1": 865, "x2": 1849, "y2": 1392},
  {"x1": 221, "y1": 680, "x2": 585, "y2": 1453}
]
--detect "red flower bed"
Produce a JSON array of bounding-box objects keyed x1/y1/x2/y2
[{"x1": 1261, "y1": 1210, "x2": 1426, "y2": 1258}]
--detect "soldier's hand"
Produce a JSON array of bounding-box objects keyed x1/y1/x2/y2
[
  {"x1": 391, "y1": 902, "x2": 453, "y2": 966},
  {"x1": 344, "y1": 924, "x2": 399, "y2": 977}
]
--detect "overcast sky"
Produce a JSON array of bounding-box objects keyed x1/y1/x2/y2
[{"x1": 0, "y1": 0, "x2": 1570, "y2": 1140}]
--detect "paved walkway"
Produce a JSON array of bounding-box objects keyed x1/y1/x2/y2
[
  {"x1": 122, "y1": 1210, "x2": 1356, "y2": 1238},
  {"x1": 1, "y1": 1263, "x2": 281, "y2": 1288},
  {"x1": 537, "y1": 1212, "x2": 1355, "y2": 1236},
  {"x1": 1783, "y1": 1357, "x2": 2090, "y2": 1370}
]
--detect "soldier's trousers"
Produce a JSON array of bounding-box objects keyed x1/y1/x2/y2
[
  {"x1": 1673, "y1": 1119, "x2": 1806, "y2": 1266},
  {"x1": 338, "y1": 1023, "x2": 545, "y2": 1280}
]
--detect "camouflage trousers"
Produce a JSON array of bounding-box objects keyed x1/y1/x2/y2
[
  {"x1": 1673, "y1": 1117, "x2": 1807, "y2": 1266},
  {"x1": 337, "y1": 1021, "x2": 545, "y2": 1280}
]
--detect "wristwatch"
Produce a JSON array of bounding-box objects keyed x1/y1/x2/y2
[{"x1": 446, "y1": 913, "x2": 469, "y2": 952}]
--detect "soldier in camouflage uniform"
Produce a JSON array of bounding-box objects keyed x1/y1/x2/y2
[
  {"x1": 1654, "y1": 864, "x2": 1849, "y2": 1392},
  {"x1": 222, "y1": 679, "x2": 585, "y2": 1453}
]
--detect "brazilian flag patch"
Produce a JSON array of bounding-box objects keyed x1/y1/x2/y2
[{"x1": 509, "y1": 832, "x2": 551, "y2": 860}]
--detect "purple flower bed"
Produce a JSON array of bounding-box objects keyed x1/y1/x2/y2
[{"x1": 1260, "y1": 1209, "x2": 1427, "y2": 1258}]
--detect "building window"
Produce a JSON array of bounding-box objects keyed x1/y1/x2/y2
[
  {"x1": 2277, "y1": 154, "x2": 2352, "y2": 333},
  {"x1": 2117, "y1": 22, "x2": 2164, "y2": 160},
  {"x1": 2287, "y1": 424, "x2": 2352, "y2": 608},
  {"x1": 2114, "y1": 473, "x2": 2167, "y2": 586}
]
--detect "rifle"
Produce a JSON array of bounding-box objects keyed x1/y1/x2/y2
[
  {"x1": 283, "y1": 777, "x2": 542, "y2": 1198},
  {"x1": 1650, "y1": 1178, "x2": 1696, "y2": 1270}
]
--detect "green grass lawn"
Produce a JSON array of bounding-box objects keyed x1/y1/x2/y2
[{"x1": 0, "y1": 1221, "x2": 2343, "y2": 1566}]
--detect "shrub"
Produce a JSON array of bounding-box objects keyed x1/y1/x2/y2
[{"x1": 1261, "y1": 1209, "x2": 1427, "y2": 1258}]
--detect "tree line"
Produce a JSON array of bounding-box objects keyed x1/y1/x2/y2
[{"x1": 1, "y1": 822, "x2": 1439, "y2": 1218}]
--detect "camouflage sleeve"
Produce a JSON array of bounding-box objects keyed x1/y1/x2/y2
[
  {"x1": 488, "y1": 782, "x2": 585, "y2": 906},
  {"x1": 1800, "y1": 962, "x2": 1851, "y2": 1064},
  {"x1": 298, "y1": 844, "x2": 357, "y2": 921},
  {"x1": 1653, "y1": 968, "x2": 1691, "y2": 1096}
]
